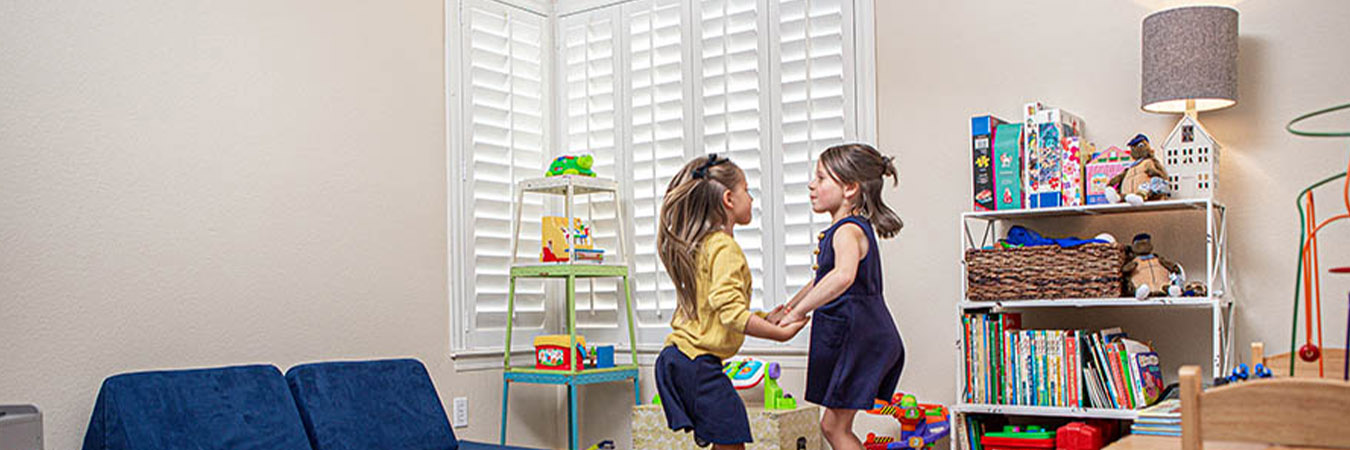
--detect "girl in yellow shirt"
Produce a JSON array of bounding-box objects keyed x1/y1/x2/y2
[{"x1": 655, "y1": 154, "x2": 809, "y2": 449}]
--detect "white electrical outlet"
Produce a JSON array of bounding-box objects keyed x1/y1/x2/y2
[{"x1": 452, "y1": 397, "x2": 469, "y2": 428}]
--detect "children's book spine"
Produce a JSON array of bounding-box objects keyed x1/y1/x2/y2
[
  {"x1": 1070, "y1": 331, "x2": 1081, "y2": 407},
  {"x1": 963, "y1": 315, "x2": 971, "y2": 402},
  {"x1": 1004, "y1": 329, "x2": 1012, "y2": 405},
  {"x1": 988, "y1": 313, "x2": 999, "y2": 400},
  {"x1": 1107, "y1": 342, "x2": 1128, "y2": 408},
  {"x1": 1092, "y1": 333, "x2": 1119, "y2": 409},
  {"x1": 1036, "y1": 330, "x2": 1046, "y2": 406}
]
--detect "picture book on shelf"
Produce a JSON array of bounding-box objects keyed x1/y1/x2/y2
[{"x1": 963, "y1": 318, "x2": 1163, "y2": 411}]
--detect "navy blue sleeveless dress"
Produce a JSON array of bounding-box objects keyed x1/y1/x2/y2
[{"x1": 805, "y1": 216, "x2": 906, "y2": 410}]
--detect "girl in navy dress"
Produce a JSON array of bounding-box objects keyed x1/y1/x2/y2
[
  {"x1": 655, "y1": 154, "x2": 810, "y2": 449},
  {"x1": 775, "y1": 143, "x2": 905, "y2": 450}
]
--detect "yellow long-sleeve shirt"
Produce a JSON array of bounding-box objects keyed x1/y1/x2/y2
[{"x1": 664, "y1": 232, "x2": 761, "y2": 360}]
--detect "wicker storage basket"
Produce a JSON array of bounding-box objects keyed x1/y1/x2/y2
[{"x1": 965, "y1": 243, "x2": 1126, "y2": 301}]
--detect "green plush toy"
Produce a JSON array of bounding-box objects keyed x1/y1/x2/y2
[{"x1": 546, "y1": 154, "x2": 596, "y2": 177}]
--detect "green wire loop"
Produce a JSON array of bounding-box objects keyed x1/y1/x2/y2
[
  {"x1": 1286, "y1": 102, "x2": 1350, "y2": 375},
  {"x1": 1290, "y1": 172, "x2": 1346, "y2": 375},
  {"x1": 1287, "y1": 102, "x2": 1350, "y2": 138}
]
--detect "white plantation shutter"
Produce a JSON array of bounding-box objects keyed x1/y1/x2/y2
[
  {"x1": 460, "y1": 0, "x2": 549, "y2": 348},
  {"x1": 699, "y1": 0, "x2": 771, "y2": 311},
  {"x1": 450, "y1": 0, "x2": 868, "y2": 350},
  {"x1": 560, "y1": 10, "x2": 624, "y2": 336},
  {"x1": 624, "y1": 0, "x2": 685, "y2": 338},
  {"x1": 775, "y1": 0, "x2": 852, "y2": 301}
]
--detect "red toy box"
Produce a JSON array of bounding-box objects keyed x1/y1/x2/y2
[
  {"x1": 981, "y1": 426, "x2": 1055, "y2": 450},
  {"x1": 1056, "y1": 422, "x2": 1104, "y2": 450},
  {"x1": 534, "y1": 335, "x2": 587, "y2": 371}
]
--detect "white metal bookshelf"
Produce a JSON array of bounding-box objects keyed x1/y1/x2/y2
[
  {"x1": 951, "y1": 403, "x2": 1139, "y2": 421},
  {"x1": 952, "y1": 198, "x2": 1234, "y2": 450}
]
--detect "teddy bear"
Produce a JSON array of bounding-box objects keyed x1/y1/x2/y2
[
  {"x1": 1122, "y1": 233, "x2": 1183, "y2": 298},
  {"x1": 1105, "y1": 134, "x2": 1171, "y2": 206}
]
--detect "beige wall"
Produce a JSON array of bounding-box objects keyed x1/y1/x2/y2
[
  {"x1": 0, "y1": 1, "x2": 557, "y2": 448},
  {"x1": 5, "y1": 1, "x2": 1350, "y2": 450}
]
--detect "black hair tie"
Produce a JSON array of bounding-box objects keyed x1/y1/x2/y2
[{"x1": 692, "y1": 153, "x2": 728, "y2": 179}]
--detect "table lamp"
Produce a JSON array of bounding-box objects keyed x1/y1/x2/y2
[{"x1": 1141, "y1": 5, "x2": 1238, "y2": 199}]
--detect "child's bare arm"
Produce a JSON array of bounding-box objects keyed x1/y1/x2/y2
[
  {"x1": 781, "y1": 224, "x2": 866, "y2": 323},
  {"x1": 767, "y1": 280, "x2": 814, "y2": 324},
  {"x1": 745, "y1": 314, "x2": 810, "y2": 342}
]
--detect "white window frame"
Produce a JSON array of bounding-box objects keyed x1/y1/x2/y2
[{"x1": 448, "y1": 0, "x2": 877, "y2": 355}]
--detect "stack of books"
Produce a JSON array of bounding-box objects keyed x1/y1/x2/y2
[
  {"x1": 1131, "y1": 399, "x2": 1182, "y2": 436},
  {"x1": 962, "y1": 313, "x2": 1165, "y2": 409}
]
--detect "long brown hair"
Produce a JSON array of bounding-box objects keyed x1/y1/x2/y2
[
  {"x1": 819, "y1": 143, "x2": 903, "y2": 238},
  {"x1": 657, "y1": 154, "x2": 746, "y2": 320}
]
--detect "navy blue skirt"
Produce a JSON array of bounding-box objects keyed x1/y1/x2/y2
[
  {"x1": 654, "y1": 346, "x2": 753, "y2": 445},
  {"x1": 805, "y1": 294, "x2": 906, "y2": 410}
]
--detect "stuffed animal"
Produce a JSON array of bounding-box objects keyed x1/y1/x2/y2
[
  {"x1": 1182, "y1": 281, "x2": 1207, "y2": 297},
  {"x1": 1122, "y1": 233, "x2": 1182, "y2": 298},
  {"x1": 1104, "y1": 134, "x2": 1171, "y2": 206}
]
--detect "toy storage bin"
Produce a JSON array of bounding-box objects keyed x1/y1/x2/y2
[
  {"x1": 964, "y1": 243, "x2": 1126, "y2": 301},
  {"x1": 534, "y1": 335, "x2": 587, "y2": 371}
]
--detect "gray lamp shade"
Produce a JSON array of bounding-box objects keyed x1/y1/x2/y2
[{"x1": 1141, "y1": 5, "x2": 1239, "y2": 113}]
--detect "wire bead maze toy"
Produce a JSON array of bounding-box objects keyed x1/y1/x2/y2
[{"x1": 1285, "y1": 102, "x2": 1350, "y2": 380}]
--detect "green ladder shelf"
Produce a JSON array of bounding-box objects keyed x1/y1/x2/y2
[{"x1": 499, "y1": 176, "x2": 640, "y2": 450}]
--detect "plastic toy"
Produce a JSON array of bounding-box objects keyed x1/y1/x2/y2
[
  {"x1": 979, "y1": 426, "x2": 1055, "y2": 450},
  {"x1": 652, "y1": 358, "x2": 798, "y2": 409},
  {"x1": 1123, "y1": 233, "x2": 1184, "y2": 298},
  {"x1": 541, "y1": 217, "x2": 598, "y2": 263},
  {"x1": 1057, "y1": 423, "x2": 1105, "y2": 450},
  {"x1": 1104, "y1": 134, "x2": 1171, "y2": 206},
  {"x1": 584, "y1": 440, "x2": 615, "y2": 450},
  {"x1": 546, "y1": 154, "x2": 596, "y2": 177},
  {"x1": 722, "y1": 358, "x2": 797, "y2": 410},
  {"x1": 534, "y1": 335, "x2": 587, "y2": 371},
  {"x1": 1182, "y1": 280, "x2": 1208, "y2": 297},
  {"x1": 864, "y1": 393, "x2": 950, "y2": 450},
  {"x1": 595, "y1": 345, "x2": 614, "y2": 368},
  {"x1": 1213, "y1": 363, "x2": 1273, "y2": 386},
  {"x1": 572, "y1": 344, "x2": 616, "y2": 369},
  {"x1": 1284, "y1": 102, "x2": 1350, "y2": 376}
]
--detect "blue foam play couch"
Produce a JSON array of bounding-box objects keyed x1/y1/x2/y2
[{"x1": 82, "y1": 359, "x2": 543, "y2": 450}]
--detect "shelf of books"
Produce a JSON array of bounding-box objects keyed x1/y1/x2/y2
[{"x1": 960, "y1": 313, "x2": 1165, "y2": 413}]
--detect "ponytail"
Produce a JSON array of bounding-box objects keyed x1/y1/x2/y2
[
  {"x1": 657, "y1": 155, "x2": 745, "y2": 320},
  {"x1": 819, "y1": 143, "x2": 904, "y2": 238}
]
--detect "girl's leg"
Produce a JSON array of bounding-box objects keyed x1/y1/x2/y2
[
  {"x1": 712, "y1": 444, "x2": 745, "y2": 450},
  {"x1": 821, "y1": 407, "x2": 862, "y2": 450}
]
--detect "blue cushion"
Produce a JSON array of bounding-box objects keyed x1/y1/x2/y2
[
  {"x1": 81, "y1": 364, "x2": 312, "y2": 450},
  {"x1": 286, "y1": 359, "x2": 461, "y2": 450}
]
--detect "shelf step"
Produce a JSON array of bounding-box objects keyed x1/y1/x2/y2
[
  {"x1": 510, "y1": 264, "x2": 629, "y2": 278},
  {"x1": 952, "y1": 403, "x2": 1139, "y2": 420},
  {"x1": 963, "y1": 198, "x2": 1223, "y2": 221},
  {"x1": 959, "y1": 296, "x2": 1229, "y2": 309}
]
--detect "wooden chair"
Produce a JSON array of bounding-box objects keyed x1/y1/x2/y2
[
  {"x1": 1179, "y1": 365, "x2": 1350, "y2": 450},
  {"x1": 1251, "y1": 342, "x2": 1347, "y2": 379}
]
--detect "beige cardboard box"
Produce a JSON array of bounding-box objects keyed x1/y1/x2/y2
[{"x1": 632, "y1": 404, "x2": 822, "y2": 450}]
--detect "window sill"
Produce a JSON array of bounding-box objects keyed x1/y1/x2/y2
[{"x1": 451, "y1": 345, "x2": 808, "y2": 372}]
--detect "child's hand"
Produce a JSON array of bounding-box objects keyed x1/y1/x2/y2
[
  {"x1": 777, "y1": 315, "x2": 809, "y2": 341},
  {"x1": 777, "y1": 308, "x2": 808, "y2": 326},
  {"x1": 764, "y1": 304, "x2": 787, "y2": 324}
]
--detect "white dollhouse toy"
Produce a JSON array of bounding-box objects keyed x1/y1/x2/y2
[{"x1": 1161, "y1": 115, "x2": 1219, "y2": 199}]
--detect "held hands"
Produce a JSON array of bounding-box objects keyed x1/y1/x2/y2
[
  {"x1": 764, "y1": 304, "x2": 788, "y2": 324},
  {"x1": 755, "y1": 304, "x2": 809, "y2": 342},
  {"x1": 775, "y1": 314, "x2": 809, "y2": 342},
  {"x1": 776, "y1": 308, "x2": 808, "y2": 326}
]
